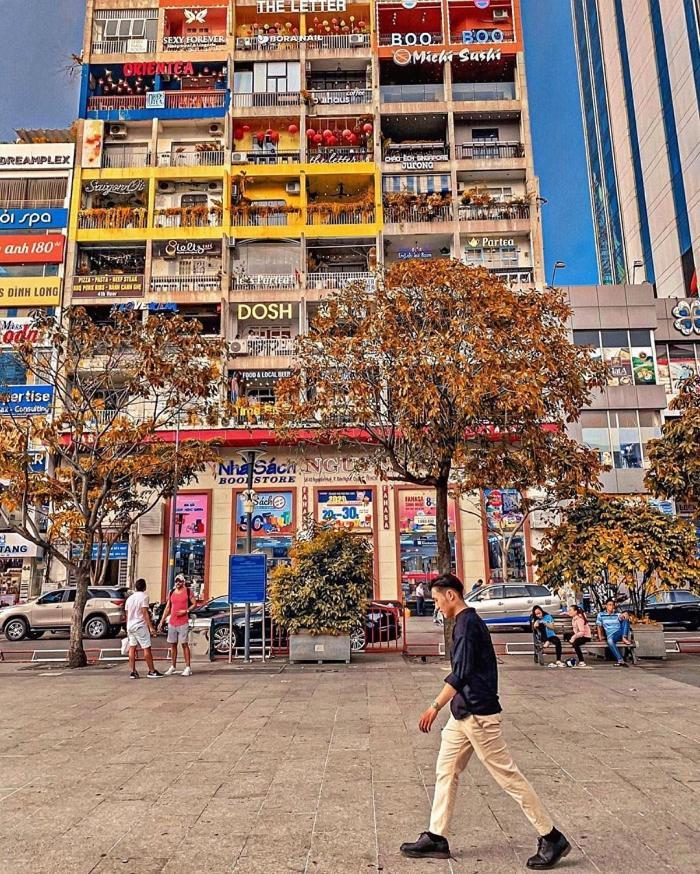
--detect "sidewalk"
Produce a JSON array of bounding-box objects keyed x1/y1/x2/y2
[{"x1": 1, "y1": 656, "x2": 699, "y2": 873}]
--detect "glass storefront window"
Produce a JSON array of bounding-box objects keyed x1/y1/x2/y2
[
  {"x1": 639, "y1": 411, "x2": 662, "y2": 468},
  {"x1": 317, "y1": 488, "x2": 373, "y2": 533},
  {"x1": 235, "y1": 490, "x2": 295, "y2": 570},
  {"x1": 484, "y1": 488, "x2": 526, "y2": 582},
  {"x1": 668, "y1": 343, "x2": 696, "y2": 390},
  {"x1": 487, "y1": 533, "x2": 526, "y2": 582},
  {"x1": 629, "y1": 330, "x2": 656, "y2": 385},
  {"x1": 655, "y1": 343, "x2": 672, "y2": 391},
  {"x1": 610, "y1": 410, "x2": 642, "y2": 469},
  {"x1": 581, "y1": 410, "x2": 612, "y2": 467},
  {"x1": 172, "y1": 493, "x2": 208, "y2": 599},
  {"x1": 397, "y1": 489, "x2": 457, "y2": 601},
  {"x1": 602, "y1": 329, "x2": 632, "y2": 385}
]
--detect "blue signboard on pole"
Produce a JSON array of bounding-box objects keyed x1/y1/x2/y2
[{"x1": 229, "y1": 554, "x2": 267, "y2": 604}]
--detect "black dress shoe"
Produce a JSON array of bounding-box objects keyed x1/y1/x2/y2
[
  {"x1": 527, "y1": 832, "x2": 571, "y2": 869},
  {"x1": 400, "y1": 831, "x2": 450, "y2": 859}
]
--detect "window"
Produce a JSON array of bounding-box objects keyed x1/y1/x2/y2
[
  {"x1": 505, "y1": 586, "x2": 529, "y2": 598},
  {"x1": 610, "y1": 410, "x2": 642, "y2": 468},
  {"x1": 234, "y1": 491, "x2": 294, "y2": 569},
  {"x1": 171, "y1": 494, "x2": 209, "y2": 600},
  {"x1": 472, "y1": 128, "x2": 499, "y2": 140},
  {"x1": 602, "y1": 330, "x2": 632, "y2": 385},
  {"x1": 37, "y1": 590, "x2": 66, "y2": 604},
  {"x1": 673, "y1": 591, "x2": 696, "y2": 602},
  {"x1": 574, "y1": 330, "x2": 656, "y2": 385},
  {"x1": 581, "y1": 410, "x2": 660, "y2": 469},
  {"x1": 580, "y1": 411, "x2": 611, "y2": 467},
  {"x1": 398, "y1": 489, "x2": 457, "y2": 599},
  {"x1": 527, "y1": 585, "x2": 551, "y2": 597},
  {"x1": 252, "y1": 61, "x2": 300, "y2": 94}
]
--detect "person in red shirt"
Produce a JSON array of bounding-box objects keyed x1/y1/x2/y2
[{"x1": 158, "y1": 575, "x2": 196, "y2": 676}]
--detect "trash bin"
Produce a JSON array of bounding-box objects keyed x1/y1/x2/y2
[{"x1": 189, "y1": 625, "x2": 211, "y2": 660}]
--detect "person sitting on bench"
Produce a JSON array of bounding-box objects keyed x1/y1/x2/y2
[
  {"x1": 596, "y1": 599, "x2": 632, "y2": 667},
  {"x1": 564, "y1": 605, "x2": 592, "y2": 667},
  {"x1": 531, "y1": 605, "x2": 563, "y2": 668}
]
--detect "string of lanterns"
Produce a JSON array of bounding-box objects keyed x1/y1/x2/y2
[
  {"x1": 240, "y1": 16, "x2": 368, "y2": 37},
  {"x1": 95, "y1": 66, "x2": 226, "y2": 96},
  {"x1": 233, "y1": 122, "x2": 373, "y2": 147}
]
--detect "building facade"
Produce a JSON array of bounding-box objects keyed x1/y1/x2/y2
[
  {"x1": 0, "y1": 140, "x2": 75, "y2": 604},
  {"x1": 571, "y1": 0, "x2": 700, "y2": 297}
]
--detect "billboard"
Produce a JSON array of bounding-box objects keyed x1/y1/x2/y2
[
  {"x1": 0, "y1": 208, "x2": 68, "y2": 230},
  {"x1": 317, "y1": 488, "x2": 374, "y2": 533},
  {"x1": 0, "y1": 385, "x2": 54, "y2": 416},
  {"x1": 174, "y1": 494, "x2": 208, "y2": 539},
  {"x1": 236, "y1": 490, "x2": 294, "y2": 537},
  {"x1": 0, "y1": 234, "x2": 65, "y2": 265},
  {"x1": 0, "y1": 277, "x2": 61, "y2": 307},
  {"x1": 398, "y1": 489, "x2": 457, "y2": 534}
]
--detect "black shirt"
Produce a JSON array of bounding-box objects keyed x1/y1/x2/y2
[{"x1": 445, "y1": 607, "x2": 502, "y2": 719}]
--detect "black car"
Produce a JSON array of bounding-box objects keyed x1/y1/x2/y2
[{"x1": 643, "y1": 591, "x2": 700, "y2": 630}]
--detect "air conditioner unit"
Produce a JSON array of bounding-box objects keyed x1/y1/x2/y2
[
  {"x1": 349, "y1": 33, "x2": 365, "y2": 45},
  {"x1": 109, "y1": 123, "x2": 127, "y2": 138},
  {"x1": 207, "y1": 181, "x2": 222, "y2": 192},
  {"x1": 493, "y1": 8, "x2": 510, "y2": 20},
  {"x1": 230, "y1": 339, "x2": 249, "y2": 355},
  {"x1": 231, "y1": 151, "x2": 248, "y2": 164},
  {"x1": 285, "y1": 181, "x2": 301, "y2": 194},
  {"x1": 157, "y1": 181, "x2": 176, "y2": 194},
  {"x1": 209, "y1": 122, "x2": 224, "y2": 137},
  {"x1": 138, "y1": 504, "x2": 164, "y2": 535}
]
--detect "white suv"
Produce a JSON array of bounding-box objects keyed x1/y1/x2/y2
[{"x1": 465, "y1": 584, "x2": 562, "y2": 631}]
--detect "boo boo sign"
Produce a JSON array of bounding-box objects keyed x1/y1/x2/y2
[{"x1": 256, "y1": 0, "x2": 347, "y2": 12}]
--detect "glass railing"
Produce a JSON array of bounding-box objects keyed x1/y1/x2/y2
[
  {"x1": 451, "y1": 82, "x2": 516, "y2": 101},
  {"x1": 380, "y1": 84, "x2": 445, "y2": 103}
]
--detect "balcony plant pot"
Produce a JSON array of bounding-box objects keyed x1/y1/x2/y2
[
  {"x1": 631, "y1": 622, "x2": 666, "y2": 659},
  {"x1": 289, "y1": 631, "x2": 351, "y2": 664}
]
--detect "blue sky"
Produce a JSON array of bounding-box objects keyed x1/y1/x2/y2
[{"x1": 0, "y1": 0, "x2": 598, "y2": 284}]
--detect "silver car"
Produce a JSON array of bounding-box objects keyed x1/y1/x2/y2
[{"x1": 465, "y1": 584, "x2": 562, "y2": 631}]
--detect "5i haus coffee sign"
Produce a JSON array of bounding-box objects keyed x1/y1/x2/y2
[
  {"x1": 73, "y1": 274, "x2": 145, "y2": 299},
  {"x1": 0, "y1": 234, "x2": 65, "y2": 265}
]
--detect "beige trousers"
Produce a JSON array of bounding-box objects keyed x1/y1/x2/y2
[{"x1": 429, "y1": 714, "x2": 554, "y2": 837}]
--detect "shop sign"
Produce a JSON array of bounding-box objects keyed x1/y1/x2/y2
[
  {"x1": 398, "y1": 490, "x2": 456, "y2": 534},
  {"x1": 672, "y1": 300, "x2": 700, "y2": 336},
  {"x1": 154, "y1": 240, "x2": 221, "y2": 258},
  {"x1": 0, "y1": 318, "x2": 44, "y2": 347},
  {"x1": 398, "y1": 246, "x2": 431, "y2": 260},
  {"x1": 393, "y1": 46, "x2": 501, "y2": 66},
  {"x1": 0, "y1": 385, "x2": 54, "y2": 417},
  {"x1": 174, "y1": 494, "x2": 208, "y2": 540},
  {"x1": 0, "y1": 277, "x2": 61, "y2": 307},
  {"x1": 0, "y1": 533, "x2": 38, "y2": 558},
  {"x1": 389, "y1": 33, "x2": 437, "y2": 46},
  {"x1": 114, "y1": 301, "x2": 178, "y2": 313},
  {"x1": 484, "y1": 489, "x2": 523, "y2": 532},
  {"x1": 0, "y1": 208, "x2": 68, "y2": 230},
  {"x1": 163, "y1": 35, "x2": 226, "y2": 49},
  {"x1": 28, "y1": 451, "x2": 46, "y2": 473},
  {"x1": 308, "y1": 150, "x2": 366, "y2": 164},
  {"x1": 122, "y1": 61, "x2": 195, "y2": 77},
  {"x1": 236, "y1": 490, "x2": 294, "y2": 537},
  {"x1": 317, "y1": 488, "x2": 373, "y2": 533},
  {"x1": 236, "y1": 303, "x2": 294, "y2": 321},
  {"x1": 256, "y1": 0, "x2": 346, "y2": 12},
  {"x1": 0, "y1": 153, "x2": 72, "y2": 169},
  {"x1": 314, "y1": 89, "x2": 367, "y2": 105},
  {"x1": 146, "y1": 92, "x2": 166, "y2": 109},
  {"x1": 218, "y1": 456, "x2": 297, "y2": 486},
  {"x1": 468, "y1": 236, "x2": 515, "y2": 248},
  {"x1": 72, "y1": 275, "x2": 145, "y2": 299},
  {"x1": 71, "y1": 541, "x2": 130, "y2": 560},
  {"x1": 83, "y1": 179, "x2": 146, "y2": 196},
  {"x1": 254, "y1": 34, "x2": 323, "y2": 45},
  {"x1": 462, "y1": 29, "x2": 505, "y2": 44},
  {"x1": 0, "y1": 234, "x2": 65, "y2": 265}
]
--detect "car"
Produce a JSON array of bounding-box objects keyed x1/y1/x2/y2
[
  {"x1": 637, "y1": 591, "x2": 700, "y2": 630},
  {"x1": 0, "y1": 586, "x2": 129, "y2": 641},
  {"x1": 209, "y1": 602, "x2": 402, "y2": 656},
  {"x1": 464, "y1": 583, "x2": 563, "y2": 631}
]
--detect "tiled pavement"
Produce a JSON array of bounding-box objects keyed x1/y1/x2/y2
[{"x1": 1, "y1": 655, "x2": 699, "y2": 873}]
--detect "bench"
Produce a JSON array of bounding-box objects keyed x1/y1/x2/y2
[{"x1": 533, "y1": 617, "x2": 637, "y2": 666}]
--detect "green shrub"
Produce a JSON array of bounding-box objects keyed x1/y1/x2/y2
[{"x1": 269, "y1": 525, "x2": 373, "y2": 635}]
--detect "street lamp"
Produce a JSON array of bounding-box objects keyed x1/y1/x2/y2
[
  {"x1": 550, "y1": 261, "x2": 566, "y2": 288},
  {"x1": 632, "y1": 260, "x2": 644, "y2": 285},
  {"x1": 240, "y1": 447, "x2": 266, "y2": 662}
]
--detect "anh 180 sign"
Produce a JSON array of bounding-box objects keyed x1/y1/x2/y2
[{"x1": 0, "y1": 234, "x2": 65, "y2": 265}]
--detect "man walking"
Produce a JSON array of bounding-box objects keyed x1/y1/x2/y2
[
  {"x1": 158, "y1": 575, "x2": 196, "y2": 676},
  {"x1": 125, "y1": 579, "x2": 162, "y2": 679},
  {"x1": 596, "y1": 598, "x2": 632, "y2": 666},
  {"x1": 415, "y1": 581, "x2": 426, "y2": 617},
  {"x1": 400, "y1": 574, "x2": 570, "y2": 869}
]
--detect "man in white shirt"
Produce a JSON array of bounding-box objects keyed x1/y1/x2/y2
[{"x1": 125, "y1": 578, "x2": 162, "y2": 679}]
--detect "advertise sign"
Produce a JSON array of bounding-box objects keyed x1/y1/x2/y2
[
  {"x1": 398, "y1": 245, "x2": 431, "y2": 260},
  {"x1": 174, "y1": 494, "x2": 208, "y2": 539},
  {"x1": 631, "y1": 346, "x2": 656, "y2": 385},
  {"x1": 0, "y1": 277, "x2": 61, "y2": 307},
  {"x1": 0, "y1": 234, "x2": 65, "y2": 265},
  {"x1": 72, "y1": 274, "x2": 145, "y2": 299},
  {"x1": 467, "y1": 236, "x2": 515, "y2": 248},
  {"x1": 484, "y1": 489, "x2": 523, "y2": 532},
  {"x1": 154, "y1": 240, "x2": 221, "y2": 258},
  {"x1": 82, "y1": 119, "x2": 104, "y2": 169},
  {"x1": 317, "y1": 489, "x2": 373, "y2": 533},
  {"x1": 123, "y1": 61, "x2": 195, "y2": 77},
  {"x1": 71, "y1": 541, "x2": 130, "y2": 561},
  {"x1": 0, "y1": 385, "x2": 54, "y2": 417},
  {"x1": 398, "y1": 490, "x2": 457, "y2": 534},
  {"x1": 0, "y1": 533, "x2": 38, "y2": 558},
  {"x1": 229, "y1": 553, "x2": 267, "y2": 604},
  {"x1": 0, "y1": 318, "x2": 44, "y2": 347},
  {"x1": 0, "y1": 208, "x2": 68, "y2": 230},
  {"x1": 163, "y1": 35, "x2": 226, "y2": 49},
  {"x1": 236, "y1": 491, "x2": 294, "y2": 537}
]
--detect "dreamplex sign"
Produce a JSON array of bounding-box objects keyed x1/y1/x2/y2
[{"x1": 393, "y1": 46, "x2": 502, "y2": 66}]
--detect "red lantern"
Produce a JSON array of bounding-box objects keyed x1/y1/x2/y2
[
  {"x1": 313, "y1": 133, "x2": 323, "y2": 145},
  {"x1": 306, "y1": 127, "x2": 316, "y2": 139},
  {"x1": 349, "y1": 133, "x2": 359, "y2": 145},
  {"x1": 233, "y1": 127, "x2": 244, "y2": 140},
  {"x1": 242, "y1": 124, "x2": 251, "y2": 133},
  {"x1": 288, "y1": 123, "x2": 299, "y2": 135},
  {"x1": 362, "y1": 122, "x2": 373, "y2": 134},
  {"x1": 322, "y1": 129, "x2": 333, "y2": 139},
  {"x1": 265, "y1": 128, "x2": 274, "y2": 138},
  {"x1": 270, "y1": 131, "x2": 280, "y2": 143},
  {"x1": 342, "y1": 128, "x2": 352, "y2": 140},
  {"x1": 328, "y1": 136, "x2": 338, "y2": 146},
  {"x1": 256, "y1": 131, "x2": 265, "y2": 144}
]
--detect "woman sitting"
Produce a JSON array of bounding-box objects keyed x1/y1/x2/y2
[
  {"x1": 564, "y1": 605, "x2": 592, "y2": 667},
  {"x1": 531, "y1": 605, "x2": 564, "y2": 668}
]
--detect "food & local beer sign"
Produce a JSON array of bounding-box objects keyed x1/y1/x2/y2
[{"x1": 0, "y1": 234, "x2": 65, "y2": 265}]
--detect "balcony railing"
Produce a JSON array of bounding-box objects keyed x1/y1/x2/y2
[
  {"x1": 496, "y1": 270, "x2": 534, "y2": 287},
  {"x1": 459, "y1": 141, "x2": 525, "y2": 160},
  {"x1": 90, "y1": 39, "x2": 157, "y2": 55},
  {"x1": 380, "y1": 84, "x2": 445, "y2": 103},
  {"x1": 307, "y1": 146, "x2": 371, "y2": 164},
  {"x1": 242, "y1": 337, "x2": 296, "y2": 357},
  {"x1": 0, "y1": 198, "x2": 66, "y2": 209},
  {"x1": 153, "y1": 208, "x2": 223, "y2": 228},
  {"x1": 458, "y1": 203, "x2": 530, "y2": 221},
  {"x1": 378, "y1": 32, "x2": 443, "y2": 45},
  {"x1": 451, "y1": 82, "x2": 517, "y2": 101},
  {"x1": 77, "y1": 208, "x2": 148, "y2": 230},
  {"x1": 150, "y1": 275, "x2": 221, "y2": 294},
  {"x1": 231, "y1": 273, "x2": 298, "y2": 290},
  {"x1": 230, "y1": 208, "x2": 300, "y2": 227},
  {"x1": 102, "y1": 147, "x2": 151, "y2": 168},
  {"x1": 384, "y1": 203, "x2": 453, "y2": 224},
  {"x1": 234, "y1": 36, "x2": 300, "y2": 52},
  {"x1": 308, "y1": 88, "x2": 372, "y2": 106},
  {"x1": 244, "y1": 151, "x2": 301, "y2": 165},
  {"x1": 87, "y1": 91, "x2": 227, "y2": 111},
  {"x1": 306, "y1": 207, "x2": 375, "y2": 226},
  {"x1": 307, "y1": 272, "x2": 375, "y2": 290},
  {"x1": 157, "y1": 148, "x2": 225, "y2": 167},
  {"x1": 307, "y1": 34, "x2": 370, "y2": 50},
  {"x1": 232, "y1": 92, "x2": 300, "y2": 108}
]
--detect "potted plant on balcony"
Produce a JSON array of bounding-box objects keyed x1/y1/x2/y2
[{"x1": 270, "y1": 523, "x2": 373, "y2": 664}]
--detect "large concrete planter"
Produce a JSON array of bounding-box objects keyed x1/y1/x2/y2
[
  {"x1": 632, "y1": 623, "x2": 666, "y2": 659},
  {"x1": 289, "y1": 632, "x2": 351, "y2": 664}
]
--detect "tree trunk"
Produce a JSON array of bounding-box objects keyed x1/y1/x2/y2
[
  {"x1": 500, "y1": 533, "x2": 509, "y2": 583},
  {"x1": 435, "y1": 478, "x2": 455, "y2": 657},
  {"x1": 68, "y1": 563, "x2": 91, "y2": 668}
]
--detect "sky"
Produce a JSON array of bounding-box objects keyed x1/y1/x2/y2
[{"x1": 0, "y1": 0, "x2": 599, "y2": 285}]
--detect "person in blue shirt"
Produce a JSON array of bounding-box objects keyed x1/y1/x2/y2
[
  {"x1": 531, "y1": 605, "x2": 564, "y2": 667},
  {"x1": 596, "y1": 599, "x2": 632, "y2": 666}
]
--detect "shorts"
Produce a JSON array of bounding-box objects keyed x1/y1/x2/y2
[
  {"x1": 167, "y1": 624, "x2": 190, "y2": 645},
  {"x1": 127, "y1": 625, "x2": 151, "y2": 650}
]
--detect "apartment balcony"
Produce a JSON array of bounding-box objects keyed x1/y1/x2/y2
[
  {"x1": 383, "y1": 203, "x2": 454, "y2": 224},
  {"x1": 458, "y1": 141, "x2": 525, "y2": 160},
  {"x1": 380, "y1": 84, "x2": 445, "y2": 105},
  {"x1": 237, "y1": 337, "x2": 296, "y2": 357},
  {"x1": 451, "y1": 82, "x2": 517, "y2": 102},
  {"x1": 231, "y1": 273, "x2": 299, "y2": 290},
  {"x1": 102, "y1": 146, "x2": 151, "y2": 169},
  {"x1": 308, "y1": 88, "x2": 372, "y2": 107},
  {"x1": 153, "y1": 207, "x2": 223, "y2": 229},
  {"x1": 90, "y1": 39, "x2": 157, "y2": 55},
  {"x1": 86, "y1": 90, "x2": 228, "y2": 120},
  {"x1": 307, "y1": 271, "x2": 375, "y2": 291},
  {"x1": 150, "y1": 275, "x2": 221, "y2": 294},
  {"x1": 306, "y1": 206, "x2": 375, "y2": 227},
  {"x1": 230, "y1": 206, "x2": 301, "y2": 228},
  {"x1": 458, "y1": 203, "x2": 530, "y2": 222},
  {"x1": 157, "y1": 147, "x2": 226, "y2": 168},
  {"x1": 306, "y1": 34, "x2": 371, "y2": 52},
  {"x1": 232, "y1": 92, "x2": 301, "y2": 109},
  {"x1": 77, "y1": 208, "x2": 148, "y2": 230},
  {"x1": 244, "y1": 151, "x2": 301, "y2": 166}
]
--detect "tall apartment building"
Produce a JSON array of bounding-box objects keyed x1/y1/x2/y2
[
  {"x1": 0, "y1": 137, "x2": 75, "y2": 603},
  {"x1": 571, "y1": 0, "x2": 700, "y2": 297},
  {"x1": 66, "y1": 0, "x2": 552, "y2": 602}
]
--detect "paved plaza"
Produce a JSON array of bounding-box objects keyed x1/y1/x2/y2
[{"x1": 1, "y1": 655, "x2": 699, "y2": 874}]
